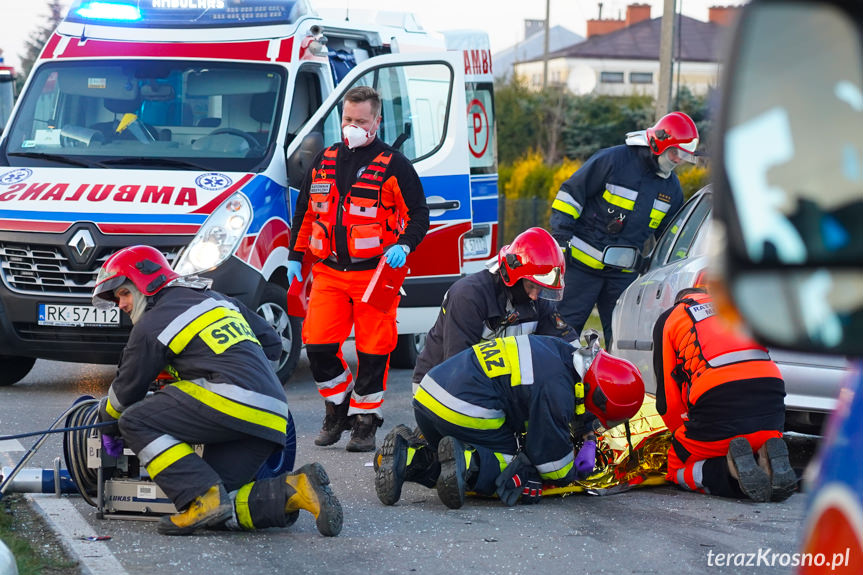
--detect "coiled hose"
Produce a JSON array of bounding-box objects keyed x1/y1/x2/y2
[{"x1": 61, "y1": 397, "x2": 101, "y2": 507}]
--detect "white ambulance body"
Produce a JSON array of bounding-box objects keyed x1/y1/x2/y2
[{"x1": 0, "y1": 0, "x2": 498, "y2": 385}]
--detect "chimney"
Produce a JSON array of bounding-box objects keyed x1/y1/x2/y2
[
  {"x1": 625, "y1": 3, "x2": 652, "y2": 27},
  {"x1": 708, "y1": 5, "x2": 739, "y2": 26}
]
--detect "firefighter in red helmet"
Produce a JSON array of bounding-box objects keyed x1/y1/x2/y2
[
  {"x1": 410, "y1": 227, "x2": 576, "y2": 395},
  {"x1": 93, "y1": 245, "x2": 342, "y2": 536},
  {"x1": 375, "y1": 334, "x2": 644, "y2": 508},
  {"x1": 550, "y1": 111, "x2": 698, "y2": 348}
]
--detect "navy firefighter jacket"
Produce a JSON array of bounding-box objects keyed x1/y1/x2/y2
[
  {"x1": 550, "y1": 145, "x2": 683, "y2": 275},
  {"x1": 417, "y1": 334, "x2": 585, "y2": 485}
]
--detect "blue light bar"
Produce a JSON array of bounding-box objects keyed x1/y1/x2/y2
[{"x1": 75, "y1": 1, "x2": 142, "y2": 22}]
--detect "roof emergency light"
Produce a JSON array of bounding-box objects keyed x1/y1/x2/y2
[{"x1": 74, "y1": 1, "x2": 142, "y2": 22}]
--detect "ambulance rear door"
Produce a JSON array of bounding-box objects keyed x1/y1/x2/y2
[{"x1": 286, "y1": 50, "x2": 472, "y2": 336}]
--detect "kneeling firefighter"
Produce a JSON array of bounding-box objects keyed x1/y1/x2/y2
[
  {"x1": 92, "y1": 245, "x2": 342, "y2": 536},
  {"x1": 375, "y1": 334, "x2": 645, "y2": 508}
]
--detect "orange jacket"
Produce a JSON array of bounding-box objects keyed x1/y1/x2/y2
[{"x1": 653, "y1": 292, "x2": 786, "y2": 442}]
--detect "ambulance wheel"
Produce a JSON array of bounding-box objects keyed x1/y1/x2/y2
[
  {"x1": 257, "y1": 284, "x2": 302, "y2": 385},
  {"x1": 0, "y1": 355, "x2": 36, "y2": 386},
  {"x1": 390, "y1": 333, "x2": 426, "y2": 370}
]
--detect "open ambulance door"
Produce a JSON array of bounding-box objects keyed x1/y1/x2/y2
[{"x1": 286, "y1": 51, "x2": 473, "y2": 336}]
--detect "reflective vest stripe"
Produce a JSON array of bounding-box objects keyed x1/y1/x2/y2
[
  {"x1": 171, "y1": 380, "x2": 288, "y2": 434},
  {"x1": 574, "y1": 382, "x2": 586, "y2": 415},
  {"x1": 493, "y1": 452, "x2": 515, "y2": 472},
  {"x1": 138, "y1": 434, "x2": 184, "y2": 467},
  {"x1": 708, "y1": 349, "x2": 771, "y2": 367},
  {"x1": 535, "y1": 451, "x2": 575, "y2": 481},
  {"x1": 105, "y1": 392, "x2": 124, "y2": 418},
  {"x1": 603, "y1": 184, "x2": 639, "y2": 211},
  {"x1": 167, "y1": 308, "x2": 248, "y2": 355},
  {"x1": 157, "y1": 298, "x2": 240, "y2": 348},
  {"x1": 649, "y1": 199, "x2": 672, "y2": 229},
  {"x1": 234, "y1": 482, "x2": 256, "y2": 530},
  {"x1": 511, "y1": 335, "x2": 534, "y2": 387},
  {"x1": 552, "y1": 191, "x2": 582, "y2": 219},
  {"x1": 415, "y1": 375, "x2": 506, "y2": 430},
  {"x1": 569, "y1": 236, "x2": 605, "y2": 270}
]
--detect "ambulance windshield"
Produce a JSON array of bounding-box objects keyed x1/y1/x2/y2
[
  {"x1": 65, "y1": 0, "x2": 311, "y2": 28},
  {"x1": 2, "y1": 60, "x2": 286, "y2": 172}
]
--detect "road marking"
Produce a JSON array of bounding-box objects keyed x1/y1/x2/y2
[{"x1": 27, "y1": 494, "x2": 129, "y2": 575}]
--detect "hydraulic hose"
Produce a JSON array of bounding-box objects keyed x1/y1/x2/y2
[{"x1": 61, "y1": 397, "x2": 101, "y2": 507}]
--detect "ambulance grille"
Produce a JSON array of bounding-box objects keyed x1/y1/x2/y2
[{"x1": 0, "y1": 243, "x2": 183, "y2": 297}]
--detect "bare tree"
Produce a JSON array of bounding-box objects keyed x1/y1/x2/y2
[{"x1": 18, "y1": 0, "x2": 66, "y2": 87}]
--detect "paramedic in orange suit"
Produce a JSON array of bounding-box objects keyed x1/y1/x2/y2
[
  {"x1": 287, "y1": 86, "x2": 429, "y2": 452},
  {"x1": 653, "y1": 287, "x2": 797, "y2": 502}
]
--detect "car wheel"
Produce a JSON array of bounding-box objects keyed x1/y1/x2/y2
[
  {"x1": 256, "y1": 283, "x2": 302, "y2": 385},
  {"x1": 389, "y1": 333, "x2": 426, "y2": 370},
  {"x1": 0, "y1": 355, "x2": 37, "y2": 386}
]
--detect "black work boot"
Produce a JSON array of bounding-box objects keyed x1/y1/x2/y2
[
  {"x1": 345, "y1": 414, "x2": 382, "y2": 452},
  {"x1": 436, "y1": 436, "x2": 479, "y2": 509},
  {"x1": 375, "y1": 425, "x2": 437, "y2": 505},
  {"x1": 758, "y1": 437, "x2": 798, "y2": 502},
  {"x1": 314, "y1": 399, "x2": 351, "y2": 446},
  {"x1": 727, "y1": 437, "x2": 771, "y2": 502}
]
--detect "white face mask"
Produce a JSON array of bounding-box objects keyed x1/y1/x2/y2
[
  {"x1": 342, "y1": 124, "x2": 374, "y2": 149},
  {"x1": 656, "y1": 149, "x2": 679, "y2": 178}
]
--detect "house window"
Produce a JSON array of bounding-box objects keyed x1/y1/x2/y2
[
  {"x1": 630, "y1": 72, "x2": 654, "y2": 84},
  {"x1": 600, "y1": 71, "x2": 624, "y2": 84}
]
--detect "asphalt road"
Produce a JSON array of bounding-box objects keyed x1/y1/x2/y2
[{"x1": 0, "y1": 349, "x2": 821, "y2": 575}]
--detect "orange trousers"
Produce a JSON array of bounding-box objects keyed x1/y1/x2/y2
[{"x1": 302, "y1": 263, "x2": 399, "y2": 417}]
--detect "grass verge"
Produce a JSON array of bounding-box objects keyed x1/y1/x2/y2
[{"x1": 0, "y1": 494, "x2": 79, "y2": 575}]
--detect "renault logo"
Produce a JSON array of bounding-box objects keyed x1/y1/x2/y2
[{"x1": 68, "y1": 229, "x2": 95, "y2": 264}]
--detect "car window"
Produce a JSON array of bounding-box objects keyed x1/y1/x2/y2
[
  {"x1": 668, "y1": 193, "x2": 713, "y2": 264},
  {"x1": 649, "y1": 195, "x2": 700, "y2": 271}
]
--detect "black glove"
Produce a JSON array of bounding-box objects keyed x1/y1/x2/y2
[{"x1": 494, "y1": 452, "x2": 542, "y2": 506}]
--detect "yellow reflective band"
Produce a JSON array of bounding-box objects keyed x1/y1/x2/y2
[
  {"x1": 146, "y1": 442, "x2": 195, "y2": 479},
  {"x1": 406, "y1": 447, "x2": 417, "y2": 467},
  {"x1": 494, "y1": 452, "x2": 509, "y2": 473},
  {"x1": 105, "y1": 398, "x2": 122, "y2": 420},
  {"x1": 168, "y1": 307, "x2": 244, "y2": 354},
  {"x1": 235, "y1": 482, "x2": 255, "y2": 530},
  {"x1": 414, "y1": 387, "x2": 505, "y2": 430},
  {"x1": 198, "y1": 316, "x2": 260, "y2": 354},
  {"x1": 540, "y1": 460, "x2": 574, "y2": 481},
  {"x1": 172, "y1": 381, "x2": 288, "y2": 434},
  {"x1": 473, "y1": 339, "x2": 511, "y2": 379},
  {"x1": 602, "y1": 189, "x2": 635, "y2": 211},
  {"x1": 552, "y1": 198, "x2": 580, "y2": 219},
  {"x1": 649, "y1": 208, "x2": 667, "y2": 229},
  {"x1": 574, "y1": 382, "x2": 584, "y2": 399},
  {"x1": 501, "y1": 337, "x2": 522, "y2": 387},
  {"x1": 570, "y1": 246, "x2": 604, "y2": 270}
]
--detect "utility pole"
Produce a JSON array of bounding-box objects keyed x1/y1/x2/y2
[
  {"x1": 656, "y1": 0, "x2": 676, "y2": 120},
  {"x1": 542, "y1": 0, "x2": 550, "y2": 90}
]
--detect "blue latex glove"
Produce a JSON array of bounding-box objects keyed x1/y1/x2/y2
[
  {"x1": 384, "y1": 245, "x2": 407, "y2": 268},
  {"x1": 287, "y1": 260, "x2": 303, "y2": 285},
  {"x1": 575, "y1": 439, "x2": 597, "y2": 479},
  {"x1": 101, "y1": 434, "x2": 124, "y2": 458}
]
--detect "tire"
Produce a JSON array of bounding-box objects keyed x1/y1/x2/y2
[
  {"x1": 0, "y1": 355, "x2": 36, "y2": 386},
  {"x1": 389, "y1": 333, "x2": 426, "y2": 370},
  {"x1": 256, "y1": 283, "x2": 302, "y2": 385}
]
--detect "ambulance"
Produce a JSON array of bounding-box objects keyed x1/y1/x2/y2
[{"x1": 0, "y1": 0, "x2": 498, "y2": 385}]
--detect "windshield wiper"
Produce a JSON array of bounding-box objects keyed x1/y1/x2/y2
[
  {"x1": 7, "y1": 151, "x2": 105, "y2": 168},
  {"x1": 99, "y1": 157, "x2": 211, "y2": 170}
]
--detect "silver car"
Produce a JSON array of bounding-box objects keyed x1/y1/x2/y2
[{"x1": 609, "y1": 185, "x2": 849, "y2": 433}]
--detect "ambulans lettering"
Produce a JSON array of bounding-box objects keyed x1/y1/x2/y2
[
  {"x1": 0, "y1": 183, "x2": 199, "y2": 206},
  {"x1": 151, "y1": 0, "x2": 226, "y2": 9},
  {"x1": 463, "y1": 49, "x2": 492, "y2": 76},
  {"x1": 199, "y1": 316, "x2": 260, "y2": 354},
  {"x1": 473, "y1": 339, "x2": 511, "y2": 378}
]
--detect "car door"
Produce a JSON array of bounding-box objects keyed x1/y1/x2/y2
[{"x1": 611, "y1": 188, "x2": 713, "y2": 393}]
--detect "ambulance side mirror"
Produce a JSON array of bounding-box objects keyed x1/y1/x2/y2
[
  {"x1": 287, "y1": 131, "x2": 324, "y2": 182},
  {"x1": 712, "y1": 0, "x2": 863, "y2": 355}
]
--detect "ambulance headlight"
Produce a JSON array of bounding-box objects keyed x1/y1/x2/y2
[{"x1": 174, "y1": 193, "x2": 252, "y2": 276}]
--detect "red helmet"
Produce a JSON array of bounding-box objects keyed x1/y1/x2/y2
[
  {"x1": 498, "y1": 227, "x2": 565, "y2": 301},
  {"x1": 92, "y1": 245, "x2": 178, "y2": 308},
  {"x1": 583, "y1": 350, "x2": 645, "y2": 428},
  {"x1": 645, "y1": 111, "x2": 699, "y2": 163}
]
